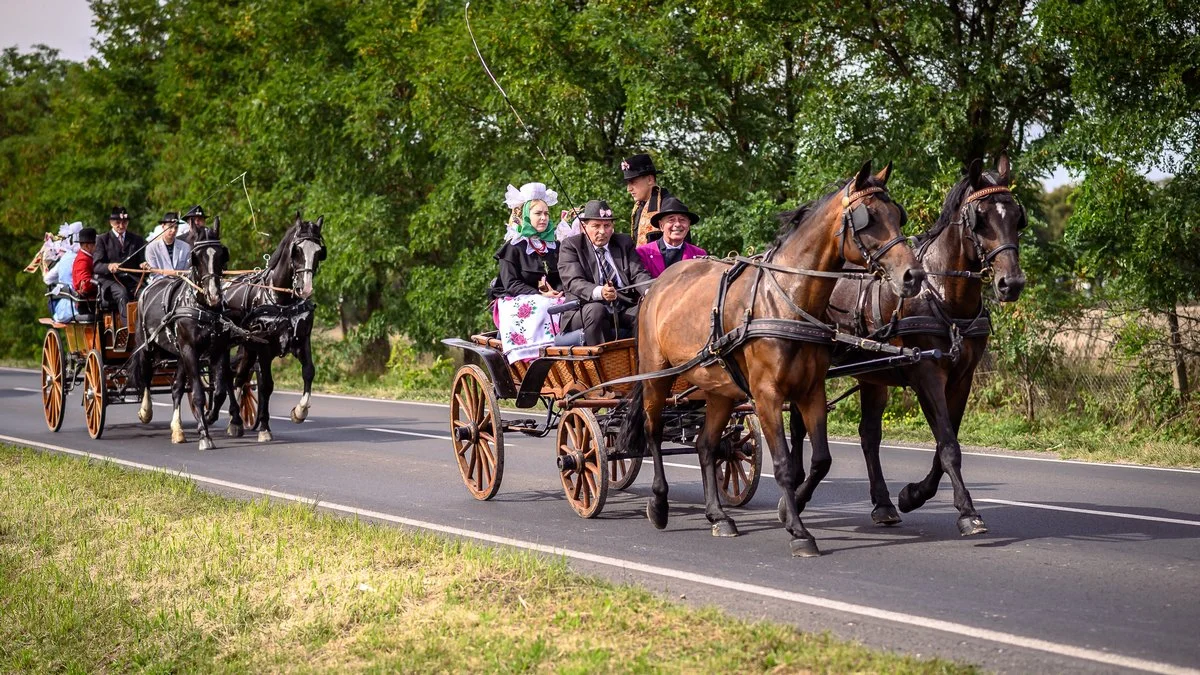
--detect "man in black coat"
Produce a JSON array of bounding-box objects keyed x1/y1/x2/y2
[
  {"x1": 558, "y1": 199, "x2": 653, "y2": 345},
  {"x1": 92, "y1": 205, "x2": 146, "y2": 319}
]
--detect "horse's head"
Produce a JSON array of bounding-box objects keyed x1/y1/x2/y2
[
  {"x1": 836, "y1": 161, "x2": 925, "y2": 298},
  {"x1": 959, "y1": 155, "x2": 1027, "y2": 302},
  {"x1": 190, "y1": 224, "x2": 229, "y2": 308},
  {"x1": 286, "y1": 212, "x2": 326, "y2": 299}
]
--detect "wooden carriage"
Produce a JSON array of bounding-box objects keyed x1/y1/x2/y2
[
  {"x1": 38, "y1": 299, "x2": 258, "y2": 439},
  {"x1": 442, "y1": 333, "x2": 763, "y2": 519}
]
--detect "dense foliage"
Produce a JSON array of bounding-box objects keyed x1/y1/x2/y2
[{"x1": 1, "y1": 1, "x2": 1196, "y2": 421}]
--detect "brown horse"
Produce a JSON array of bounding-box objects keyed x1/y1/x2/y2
[
  {"x1": 618, "y1": 161, "x2": 924, "y2": 557},
  {"x1": 800, "y1": 155, "x2": 1026, "y2": 536}
]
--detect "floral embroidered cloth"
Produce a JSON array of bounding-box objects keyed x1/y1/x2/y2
[{"x1": 496, "y1": 294, "x2": 564, "y2": 363}]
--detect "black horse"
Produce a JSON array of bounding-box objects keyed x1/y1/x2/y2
[
  {"x1": 129, "y1": 224, "x2": 231, "y2": 451},
  {"x1": 788, "y1": 155, "x2": 1027, "y2": 535},
  {"x1": 210, "y1": 213, "x2": 325, "y2": 442}
]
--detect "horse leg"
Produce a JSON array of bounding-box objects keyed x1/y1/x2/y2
[
  {"x1": 135, "y1": 348, "x2": 154, "y2": 424},
  {"x1": 791, "y1": 391, "x2": 834, "y2": 518},
  {"x1": 181, "y1": 348, "x2": 214, "y2": 452},
  {"x1": 170, "y1": 367, "x2": 186, "y2": 444},
  {"x1": 256, "y1": 352, "x2": 275, "y2": 442},
  {"x1": 939, "y1": 373, "x2": 987, "y2": 535},
  {"x1": 759, "y1": 394, "x2": 820, "y2": 557},
  {"x1": 290, "y1": 339, "x2": 315, "y2": 423},
  {"x1": 777, "y1": 402, "x2": 809, "y2": 523},
  {"x1": 695, "y1": 395, "x2": 739, "y2": 537},
  {"x1": 896, "y1": 367, "x2": 986, "y2": 534},
  {"x1": 643, "y1": 380, "x2": 671, "y2": 529},
  {"x1": 216, "y1": 346, "x2": 244, "y2": 438},
  {"x1": 859, "y1": 383, "x2": 900, "y2": 525}
]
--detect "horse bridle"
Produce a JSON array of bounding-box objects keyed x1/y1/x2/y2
[
  {"x1": 838, "y1": 184, "x2": 909, "y2": 279},
  {"x1": 290, "y1": 236, "x2": 325, "y2": 293},
  {"x1": 190, "y1": 239, "x2": 227, "y2": 306},
  {"x1": 922, "y1": 185, "x2": 1024, "y2": 280}
]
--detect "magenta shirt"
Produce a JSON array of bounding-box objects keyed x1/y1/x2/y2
[{"x1": 635, "y1": 242, "x2": 707, "y2": 278}]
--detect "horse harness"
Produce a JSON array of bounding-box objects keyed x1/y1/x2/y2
[{"x1": 569, "y1": 183, "x2": 918, "y2": 400}]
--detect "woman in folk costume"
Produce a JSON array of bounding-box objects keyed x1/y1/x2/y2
[
  {"x1": 42, "y1": 221, "x2": 84, "y2": 322},
  {"x1": 490, "y1": 182, "x2": 566, "y2": 362}
]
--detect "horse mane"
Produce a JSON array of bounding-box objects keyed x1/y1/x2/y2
[
  {"x1": 913, "y1": 169, "x2": 1003, "y2": 246},
  {"x1": 770, "y1": 176, "x2": 862, "y2": 249}
]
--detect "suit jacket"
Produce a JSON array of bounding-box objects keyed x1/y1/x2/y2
[
  {"x1": 145, "y1": 239, "x2": 191, "y2": 280},
  {"x1": 92, "y1": 230, "x2": 146, "y2": 281},
  {"x1": 558, "y1": 232, "x2": 652, "y2": 306},
  {"x1": 636, "y1": 241, "x2": 706, "y2": 278}
]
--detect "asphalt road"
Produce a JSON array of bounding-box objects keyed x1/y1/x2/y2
[{"x1": 2, "y1": 366, "x2": 1197, "y2": 674}]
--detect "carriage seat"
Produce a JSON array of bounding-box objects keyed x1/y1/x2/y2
[{"x1": 45, "y1": 286, "x2": 100, "y2": 323}]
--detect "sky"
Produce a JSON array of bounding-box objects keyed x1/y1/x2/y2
[{"x1": 0, "y1": 0, "x2": 1117, "y2": 192}]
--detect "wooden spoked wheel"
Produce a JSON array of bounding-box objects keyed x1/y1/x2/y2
[
  {"x1": 41, "y1": 329, "x2": 66, "y2": 432},
  {"x1": 607, "y1": 430, "x2": 642, "y2": 491},
  {"x1": 82, "y1": 349, "x2": 106, "y2": 440},
  {"x1": 715, "y1": 412, "x2": 763, "y2": 507},
  {"x1": 556, "y1": 408, "x2": 608, "y2": 518},
  {"x1": 239, "y1": 367, "x2": 259, "y2": 429},
  {"x1": 449, "y1": 364, "x2": 504, "y2": 500}
]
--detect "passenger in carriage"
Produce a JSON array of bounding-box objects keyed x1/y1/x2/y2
[
  {"x1": 179, "y1": 204, "x2": 206, "y2": 246},
  {"x1": 635, "y1": 197, "x2": 706, "y2": 278},
  {"x1": 142, "y1": 211, "x2": 191, "y2": 282},
  {"x1": 622, "y1": 153, "x2": 675, "y2": 245},
  {"x1": 42, "y1": 222, "x2": 84, "y2": 322},
  {"x1": 72, "y1": 227, "x2": 98, "y2": 301},
  {"x1": 488, "y1": 182, "x2": 567, "y2": 362},
  {"x1": 92, "y1": 206, "x2": 145, "y2": 321},
  {"x1": 558, "y1": 199, "x2": 653, "y2": 345}
]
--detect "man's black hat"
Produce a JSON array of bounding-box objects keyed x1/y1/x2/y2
[
  {"x1": 621, "y1": 153, "x2": 658, "y2": 181},
  {"x1": 78, "y1": 227, "x2": 97, "y2": 244},
  {"x1": 650, "y1": 197, "x2": 700, "y2": 227},
  {"x1": 109, "y1": 206, "x2": 129, "y2": 221},
  {"x1": 184, "y1": 205, "x2": 206, "y2": 220},
  {"x1": 159, "y1": 211, "x2": 179, "y2": 224},
  {"x1": 580, "y1": 199, "x2": 616, "y2": 222}
]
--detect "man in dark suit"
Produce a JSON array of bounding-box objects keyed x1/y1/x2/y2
[
  {"x1": 558, "y1": 199, "x2": 653, "y2": 345},
  {"x1": 92, "y1": 205, "x2": 146, "y2": 320}
]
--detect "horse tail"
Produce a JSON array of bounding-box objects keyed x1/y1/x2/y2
[{"x1": 617, "y1": 381, "x2": 647, "y2": 458}]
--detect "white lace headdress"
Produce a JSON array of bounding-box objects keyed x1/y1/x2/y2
[{"x1": 504, "y1": 182, "x2": 558, "y2": 209}]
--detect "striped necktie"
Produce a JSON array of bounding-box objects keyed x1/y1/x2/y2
[{"x1": 595, "y1": 247, "x2": 614, "y2": 285}]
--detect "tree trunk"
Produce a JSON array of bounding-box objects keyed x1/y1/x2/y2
[{"x1": 1167, "y1": 306, "x2": 1190, "y2": 402}]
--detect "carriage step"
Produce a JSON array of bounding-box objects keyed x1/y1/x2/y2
[{"x1": 502, "y1": 418, "x2": 539, "y2": 432}]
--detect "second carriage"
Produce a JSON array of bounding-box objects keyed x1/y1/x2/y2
[{"x1": 442, "y1": 333, "x2": 764, "y2": 518}]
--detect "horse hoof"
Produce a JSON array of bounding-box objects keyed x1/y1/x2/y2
[
  {"x1": 957, "y1": 515, "x2": 988, "y2": 536},
  {"x1": 138, "y1": 409, "x2": 153, "y2": 424},
  {"x1": 226, "y1": 423, "x2": 244, "y2": 438},
  {"x1": 711, "y1": 520, "x2": 739, "y2": 537},
  {"x1": 777, "y1": 497, "x2": 787, "y2": 524},
  {"x1": 290, "y1": 407, "x2": 307, "y2": 424},
  {"x1": 646, "y1": 499, "x2": 668, "y2": 530},
  {"x1": 872, "y1": 504, "x2": 902, "y2": 526},
  {"x1": 198, "y1": 438, "x2": 214, "y2": 452},
  {"x1": 790, "y1": 538, "x2": 821, "y2": 558},
  {"x1": 898, "y1": 484, "x2": 925, "y2": 513},
  {"x1": 171, "y1": 429, "x2": 185, "y2": 444},
  {"x1": 257, "y1": 430, "x2": 273, "y2": 443}
]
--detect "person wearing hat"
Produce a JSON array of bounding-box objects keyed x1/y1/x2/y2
[
  {"x1": 180, "y1": 205, "x2": 206, "y2": 246},
  {"x1": 92, "y1": 206, "x2": 146, "y2": 319},
  {"x1": 143, "y1": 211, "x2": 191, "y2": 282},
  {"x1": 557, "y1": 199, "x2": 653, "y2": 345},
  {"x1": 489, "y1": 182, "x2": 567, "y2": 362},
  {"x1": 72, "y1": 227, "x2": 99, "y2": 300},
  {"x1": 635, "y1": 197, "x2": 707, "y2": 278},
  {"x1": 43, "y1": 222, "x2": 84, "y2": 322},
  {"x1": 621, "y1": 153, "x2": 675, "y2": 246}
]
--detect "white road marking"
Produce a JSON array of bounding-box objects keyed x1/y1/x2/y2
[
  {"x1": 976, "y1": 499, "x2": 1200, "y2": 527},
  {"x1": 148, "y1": 400, "x2": 292, "y2": 423},
  {"x1": 8, "y1": 382, "x2": 1200, "y2": 474},
  {"x1": 0, "y1": 432, "x2": 1193, "y2": 675},
  {"x1": 367, "y1": 427, "x2": 519, "y2": 447}
]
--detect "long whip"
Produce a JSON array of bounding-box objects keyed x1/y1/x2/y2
[
  {"x1": 464, "y1": 1, "x2": 580, "y2": 215},
  {"x1": 119, "y1": 171, "x2": 253, "y2": 266}
]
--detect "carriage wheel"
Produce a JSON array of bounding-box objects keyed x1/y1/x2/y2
[
  {"x1": 450, "y1": 364, "x2": 504, "y2": 500},
  {"x1": 82, "y1": 350, "x2": 106, "y2": 440},
  {"x1": 716, "y1": 413, "x2": 763, "y2": 507},
  {"x1": 239, "y1": 366, "x2": 259, "y2": 429},
  {"x1": 607, "y1": 431, "x2": 643, "y2": 490},
  {"x1": 556, "y1": 408, "x2": 608, "y2": 518},
  {"x1": 41, "y1": 329, "x2": 66, "y2": 432}
]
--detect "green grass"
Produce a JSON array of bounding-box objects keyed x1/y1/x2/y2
[{"x1": 0, "y1": 443, "x2": 975, "y2": 673}]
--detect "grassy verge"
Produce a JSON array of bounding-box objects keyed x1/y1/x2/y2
[{"x1": 0, "y1": 443, "x2": 974, "y2": 673}]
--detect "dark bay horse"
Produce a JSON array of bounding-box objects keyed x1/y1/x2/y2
[
  {"x1": 210, "y1": 213, "x2": 325, "y2": 442},
  {"x1": 804, "y1": 155, "x2": 1026, "y2": 536},
  {"x1": 129, "y1": 224, "x2": 231, "y2": 451},
  {"x1": 618, "y1": 161, "x2": 925, "y2": 557}
]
